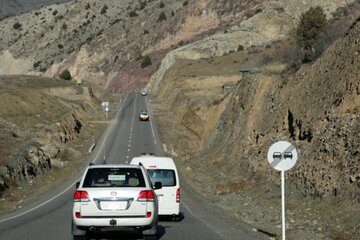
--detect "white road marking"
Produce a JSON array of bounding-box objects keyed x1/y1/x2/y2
[
  {"x1": 0, "y1": 179, "x2": 78, "y2": 224},
  {"x1": 0, "y1": 94, "x2": 133, "y2": 224},
  {"x1": 182, "y1": 198, "x2": 224, "y2": 238},
  {"x1": 144, "y1": 97, "x2": 157, "y2": 144}
]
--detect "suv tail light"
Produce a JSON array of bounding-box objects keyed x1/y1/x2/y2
[
  {"x1": 176, "y1": 188, "x2": 180, "y2": 203},
  {"x1": 74, "y1": 190, "x2": 90, "y2": 202},
  {"x1": 137, "y1": 190, "x2": 155, "y2": 202}
]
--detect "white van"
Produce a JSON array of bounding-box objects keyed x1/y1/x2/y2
[{"x1": 131, "y1": 156, "x2": 180, "y2": 219}]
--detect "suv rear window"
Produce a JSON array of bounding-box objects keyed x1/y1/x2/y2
[
  {"x1": 83, "y1": 168, "x2": 145, "y2": 188},
  {"x1": 147, "y1": 169, "x2": 176, "y2": 187}
]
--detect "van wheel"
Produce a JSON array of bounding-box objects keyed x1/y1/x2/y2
[
  {"x1": 73, "y1": 236, "x2": 87, "y2": 240},
  {"x1": 172, "y1": 214, "x2": 180, "y2": 222},
  {"x1": 143, "y1": 235, "x2": 157, "y2": 240}
]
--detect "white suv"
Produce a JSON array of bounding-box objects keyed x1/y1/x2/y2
[{"x1": 72, "y1": 164, "x2": 161, "y2": 240}]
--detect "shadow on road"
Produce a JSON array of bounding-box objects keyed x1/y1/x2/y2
[{"x1": 85, "y1": 213, "x2": 185, "y2": 240}]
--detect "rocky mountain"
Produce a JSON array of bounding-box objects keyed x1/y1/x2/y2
[
  {"x1": 0, "y1": 0, "x2": 360, "y2": 238},
  {"x1": 148, "y1": 1, "x2": 360, "y2": 239}
]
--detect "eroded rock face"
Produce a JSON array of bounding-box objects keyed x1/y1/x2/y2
[
  {"x1": 151, "y1": 2, "x2": 360, "y2": 202},
  {"x1": 0, "y1": 111, "x2": 83, "y2": 197}
]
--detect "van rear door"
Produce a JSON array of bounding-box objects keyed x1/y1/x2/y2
[{"x1": 147, "y1": 169, "x2": 180, "y2": 215}]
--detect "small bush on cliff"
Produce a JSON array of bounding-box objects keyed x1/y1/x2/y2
[
  {"x1": 100, "y1": 5, "x2": 108, "y2": 15},
  {"x1": 129, "y1": 10, "x2": 138, "y2": 17},
  {"x1": 60, "y1": 69, "x2": 72, "y2": 80},
  {"x1": 141, "y1": 55, "x2": 152, "y2": 68},
  {"x1": 158, "y1": 11, "x2": 167, "y2": 22},
  {"x1": 13, "y1": 22, "x2": 22, "y2": 30},
  {"x1": 292, "y1": 6, "x2": 327, "y2": 62}
]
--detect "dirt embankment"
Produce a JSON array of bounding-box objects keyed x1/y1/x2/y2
[
  {"x1": 150, "y1": 7, "x2": 360, "y2": 240},
  {"x1": 0, "y1": 75, "x2": 120, "y2": 213}
]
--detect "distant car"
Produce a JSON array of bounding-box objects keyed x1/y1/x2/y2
[
  {"x1": 72, "y1": 164, "x2": 162, "y2": 240},
  {"x1": 141, "y1": 91, "x2": 147, "y2": 96},
  {"x1": 139, "y1": 111, "x2": 149, "y2": 121}
]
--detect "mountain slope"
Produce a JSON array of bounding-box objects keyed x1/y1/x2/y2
[{"x1": 149, "y1": 3, "x2": 360, "y2": 239}]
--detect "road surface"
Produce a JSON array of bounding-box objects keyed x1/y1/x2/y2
[{"x1": 0, "y1": 93, "x2": 268, "y2": 240}]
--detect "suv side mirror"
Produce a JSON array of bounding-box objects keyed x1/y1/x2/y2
[
  {"x1": 75, "y1": 181, "x2": 80, "y2": 189},
  {"x1": 154, "y1": 181, "x2": 162, "y2": 190}
]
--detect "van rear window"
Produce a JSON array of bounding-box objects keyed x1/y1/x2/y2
[{"x1": 147, "y1": 169, "x2": 176, "y2": 187}]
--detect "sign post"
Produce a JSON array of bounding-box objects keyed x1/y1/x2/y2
[
  {"x1": 104, "y1": 106, "x2": 109, "y2": 119},
  {"x1": 267, "y1": 141, "x2": 298, "y2": 240}
]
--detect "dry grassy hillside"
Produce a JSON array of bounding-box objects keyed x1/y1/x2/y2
[
  {"x1": 0, "y1": 0, "x2": 266, "y2": 91},
  {"x1": 0, "y1": 75, "x2": 120, "y2": 213},
  {"x1": 151, "y1": 8, "x2": 360, "y2": 240}
]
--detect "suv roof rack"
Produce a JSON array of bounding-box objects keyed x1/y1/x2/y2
[{"x1": 89, "y1": 162, "x2": 95, "y2": 166}]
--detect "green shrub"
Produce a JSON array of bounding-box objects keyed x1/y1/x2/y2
[
  {"x1": 129, "y1": 10, "x2": 138, "y2": 17},
  {"x1": 60, "y1": 69, "x2": 72, "y2": 80},
  {"x1": 143, "y1": 29, "x2": 149, "y2": 35},
  {"x1": 183, "y1": 1, "x2": 188, "y2": 6},
  {"x1": 13, "y1": 22, "x2": 22, "y2": 30},
  {"x1": 100, "y1": 5, "x2": 108, "y2": 14},
  {"x1": 33, "y1": 61, "x2": 41, "y2": 68},
  {"x1": 139, "y1": 2, "x2": 147, "y2": 10},
  {"x1": 158, "y1": 11, "x2": 167, "y2": 22},
  {"x1": 159, "y1": 2, "x2": 165, "y2": 8},
  {"x1": 292, "y1": 6, "x2": 327, "y2": 62},
  {"x1": 141, "y1": 55, "x2": 152, "y2": 68},
  {"x1": 85, "y1": 3, "x2": 91, "y2": 10}
]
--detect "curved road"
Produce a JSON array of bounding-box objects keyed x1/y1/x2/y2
[{"x1": 0, "y1": 93, "x2": 268, "y2": 240}]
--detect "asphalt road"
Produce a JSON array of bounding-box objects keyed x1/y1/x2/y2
[{"x1": 0, "y1": 93, "x2": 268, "y2": 240}]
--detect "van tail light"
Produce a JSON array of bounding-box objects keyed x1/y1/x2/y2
[
  {"x1": 74, "y1": 190, "x2": 90, "y2": 202},
  {"x1": 146, "y1": 212, "x2": 152, "y2": 218},
  {"x1": 137, "y1": 190, "x2": 155, "y2": 202},
  {"x1": 75, "y1": 212, "x2": 81, "y2": 218},
  {"x1": 176, "y1": 188, "x2": 181, "y2": 203}
]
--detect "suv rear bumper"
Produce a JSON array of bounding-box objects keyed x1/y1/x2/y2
[{"x1": 74, "y1": 216, "x2": 154, "y2": 227}]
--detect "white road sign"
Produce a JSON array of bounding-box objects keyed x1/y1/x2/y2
[
  {"x1": 267, "y1": 141, "x2": 298, "y2": 171},
  {"x1": 101, "y1": 101, "x2": 109, "y2": 109}
]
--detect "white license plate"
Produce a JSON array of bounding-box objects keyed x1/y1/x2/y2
[{"x1": 100, "y1": 201, "x2": 128, "y2": 210}]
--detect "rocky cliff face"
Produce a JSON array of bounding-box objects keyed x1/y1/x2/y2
[
  {"x1": 149, "y1": 1, "x2": 360, "y2": 238},
  {"x1": 152, "y1": 2, "x2": 360, "y2": 201},
  {"x1": 0, "y1": 75, "x2": 115, "y2": 200}
]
